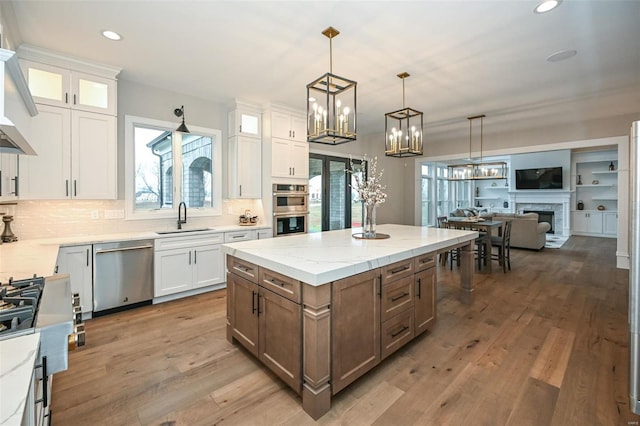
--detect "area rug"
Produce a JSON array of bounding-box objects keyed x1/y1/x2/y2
[{"x1": 545, "y1": 235, "x2": 569, "y2": 249}]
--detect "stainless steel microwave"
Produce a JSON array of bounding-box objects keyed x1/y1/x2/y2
[{"x1": 273, "y1": 183, "x2": 308, "y2": 213}]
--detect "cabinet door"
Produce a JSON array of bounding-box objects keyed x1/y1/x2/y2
[
  {"x1": 228, "y1": 136, "x2": 261, "y2": 199},
  {"x1": 71, "y1": 111, "x2": 117, "y2": 199},
  {"x1": 290, "y1": 114, "x2": 307, "y2": 142},
  {"x1": 71, "y1": 71, "x2": 117, "y2": 115},
  {"x1": 572, "y1": 212, "x2": 588, "y2": 233},
  {"x1": 272, "y1": 111, "x2": 293, "y2": 139},
  {"x1": 258, "y1": 288, "x2": 301, "y2": 392},
  {"x1": 603, "y1": 212, "x2": 618, "y2": 235},
  {"x1": 290, "y1": 141, "x2": 309, "y2": 178},
  {"x1": 272, "y1": 138, "x2": 292, "y2": 178},
  {"x1": 229, "y1": 273, "x2": 259, "y2": 356},
  {"x1": 22, "y1": 60, "x2": 71, "y2": 108},
  {"x1": 19, "y1": 105, "x2": 71, "y2": 199},
  {"x1": 257, "y1": 229, "x2": 272, "y2": 239},
  {"x1": 56, "y1": 245, "x2": 93, "y2": 314},
  {"x1": 332, "y1": 269, "x2": 380, "y2": 394},
  {"x1": 587, "y1": 212, "x2": 603, "y2": 234},
  {"x1": 0, "y1": 153, "x2": 18, "y2": 201},
  {"x1": 192, "y1": 244, "x2": 224, "y2": 289},
  {"x1": 228, "y1": 109, "x2": 261, "y2": 138},
  {"x1": 154, "y1": 248, "x2": 192, "y2": 297},
  {"x1": 414, "y1": 267, "x2": 436, "y2": 335}
]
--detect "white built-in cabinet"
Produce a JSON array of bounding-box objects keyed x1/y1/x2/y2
[
  {"x1": 572, "y1": 211, "x2": 604, "y2": 235},
  {"x1": 0, "y1": 153, "x2": 18, "y2": 201},
  {"x1": 154, "y1": 233, "x2": 225, "y2": 297},
  {"x1": 228, "y1": 102, "x2": 262, "y2": 199},
  {"x1": 271, "y1": 110, "x2": 306, "y2": 142},
  {"x1": 17, "y1": 46, "x2": 120, "y2": 200},
  {"x1": 272, "y1": 138, "x2": 309, "y2": 178},
  {"x1": 56, "y1": 244, "x2": 93, "y2": 317},
  {"x1": 603, "y1": 212, "x2": 618, "y2": 236}
]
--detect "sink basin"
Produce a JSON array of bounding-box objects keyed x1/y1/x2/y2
[{"x1": 155, "y1": 228, "x2": 213, "y2": 235}]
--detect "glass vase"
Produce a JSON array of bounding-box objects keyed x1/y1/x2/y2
[{"x1": 364, "y1": 203, "x2": 377, "y2": 238}]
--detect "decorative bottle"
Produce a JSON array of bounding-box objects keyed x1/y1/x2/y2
[{"x1": 609, "y1": 162, "x2": 615, "y2": 171}]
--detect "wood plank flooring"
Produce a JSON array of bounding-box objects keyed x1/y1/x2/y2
[{"x1": 51, "y1": 236, "x2": 639, "y2": 425}]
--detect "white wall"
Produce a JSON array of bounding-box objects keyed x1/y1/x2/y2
[{"x1": 510, "y1": 150, "x2": 571, "y2": 191}]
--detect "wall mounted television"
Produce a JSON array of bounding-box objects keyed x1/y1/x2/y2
[{"x1": 515, "y1": 167, "x2": 563, "y2": 189}]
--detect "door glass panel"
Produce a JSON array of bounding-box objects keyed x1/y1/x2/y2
[
  {"x1": 134, "y1": 125, "x2": 172, "y2": 210},
  {"x1": 308, "y1": 157, "x2": 323, "y2": 233},
  {"x1": 421, "y1": 164, "x2": 432, "y2": 226},
  {"x1": 351, "y1": 162, "x2": 364, "y2": 228},
  {"x1": 28, "y1": 68, "x2": 63, "y2": 102},
  {"x1": 240, "y1": 113, "x2": 259, "y2": 135},
  {"x1": 329, "y1": 160, "x2": 346, "y2": 230},
  {"x1": 78, "y1": 78, "x2": 108, "y2": 108},
  {"x1": 181, "y1": 133, "x2": 213, "y2": 208}
]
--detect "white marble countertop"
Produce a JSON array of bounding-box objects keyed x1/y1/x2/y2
[
  {"x1": 222, "y1": 224, "x2": 478, "y2": 286},
  {"x1": 0, "y1": 332, "x2": 40, "y2": 426},
  {"x1": 0, "y1": 224, "x2": 270, "y2": 283}
]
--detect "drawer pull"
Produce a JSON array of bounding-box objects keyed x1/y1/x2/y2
[
  {"x1": 391, "y1": 325, "x2": 409, "y2": 338},
  {"x1": 269, "y1": 278, "x2": 285, "y2": 287},
  {"x1": 235, "y1": 265, "x2": 251, "y2": 274},
  {"x1": 391, "y1": 292, "x2": 409, "y2": 302},
  {"x1": 389, "y1": 265, "x2": 410, "y2": 275},
  {"x1": 417, "y1": 278, "x2": 422, "y2": 298}
]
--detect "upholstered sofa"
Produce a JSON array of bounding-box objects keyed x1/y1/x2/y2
[{"x1": 484, "y1": 212, "x2": 551, "y2": 250}]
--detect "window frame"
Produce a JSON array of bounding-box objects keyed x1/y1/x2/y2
[{"x1": 124, "y1": 115, "x2": 222, "y2": 220}]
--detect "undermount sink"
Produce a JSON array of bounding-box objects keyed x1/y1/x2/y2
[{"x1": 155, "y1": 228, "x2": 213, "y2": 235}]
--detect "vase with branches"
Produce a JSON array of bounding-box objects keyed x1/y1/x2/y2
[{"x1": 349, "y1": 155, "x2": 387, "y2": 238}]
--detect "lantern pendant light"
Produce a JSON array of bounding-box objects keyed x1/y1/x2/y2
[
  {"x1": 307, "y1": 27, "x2": 357, "y2": 145},
  {"x1": 385, "y1": 72, "x2": 423, "y2": 157}
]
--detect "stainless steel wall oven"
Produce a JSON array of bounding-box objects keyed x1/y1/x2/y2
[{"x1": 273, "y1": 184, "x2": 309, "y2": 237}]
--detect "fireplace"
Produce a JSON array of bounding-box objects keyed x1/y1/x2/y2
[{"x1": 524, "y1": 210, "x2": 554, "y2": 234}]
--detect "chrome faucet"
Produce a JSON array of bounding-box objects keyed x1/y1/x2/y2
[{"x1": 177, "y1": 202, "x2": 187, "y2": 229}]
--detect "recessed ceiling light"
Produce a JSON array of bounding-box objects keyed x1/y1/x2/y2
[
  {"x1": 546, "y1": 49, "x2": 577, "y2": 62},
  {"x1": 102, "y1": 30, "x2": 122, "y2": 41},
  {"x1": 534, "y1": 0, "x2": 562, "y2": 13}
]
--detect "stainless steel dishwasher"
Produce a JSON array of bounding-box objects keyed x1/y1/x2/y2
[{"x1": 93, "y1": 239, "x2": 154, "y2": 315}]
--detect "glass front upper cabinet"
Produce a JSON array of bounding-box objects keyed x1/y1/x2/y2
[{"x1": 228, "y1": 107, "x2": 261, "y2": 138}]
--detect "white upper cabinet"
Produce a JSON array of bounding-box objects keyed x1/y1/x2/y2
[
  {"x1": 228, "y1": 103, "x2": 262, "y2": 138},
  {"x1": 228, "y1": 135, "x2": 262, "y2": 199},
  {"x1": 272, "y1": 110, "x2": 306, "y2": 142},
  {"x1": 0, "y1": 153, "x2": 19, "y2": 201},
  {"x1": 21, "y1": 60, "x2": 117, "y2": 115}
]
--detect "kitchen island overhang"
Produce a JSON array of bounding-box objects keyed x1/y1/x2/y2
[{"x1": 222, "y1": 224, "x2": 478, "y2": 419}]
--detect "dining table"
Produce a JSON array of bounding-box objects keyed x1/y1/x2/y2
[{"x1": 446, "y1": 217, "x2": 504, "y2": 273}]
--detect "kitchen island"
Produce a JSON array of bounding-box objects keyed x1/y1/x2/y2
[{"x1": 222, "y1": 224, "x2": 477, "y2": 419}]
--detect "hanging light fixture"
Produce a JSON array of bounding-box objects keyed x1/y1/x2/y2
[
  {"x1": 447, "y1": 115, "x2": 507, "y2": 181},
  {"x1": 307, "y1": 26, "x2": 357, "y2": 145},
  {"x1": 174, "y1": 105, "x2": 190, "y2": 133},
  {"x1": 385, "y1": 72, "x2": 423, "y2": 157}
]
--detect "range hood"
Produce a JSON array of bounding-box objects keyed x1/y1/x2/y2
[{"x1": 0, "y1": 48, "x2": 38, "y2": 155}]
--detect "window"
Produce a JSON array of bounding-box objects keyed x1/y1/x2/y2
[
  {"x1": 309, "y1": 154, "x2": 362, "y2": 232},
  {"x1": 421, "y1": 164, "x2": 433, "y2": 225},
  {"x1": 125, "y1": 115, "x2": 222, "y2": 219}
]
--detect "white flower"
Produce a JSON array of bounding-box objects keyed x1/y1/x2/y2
[{"x1": 348, "y1": 155, "x2": 387, "y2": 206}]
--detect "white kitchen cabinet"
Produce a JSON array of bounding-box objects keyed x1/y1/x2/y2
[
  {"x1": 603, "y1": 212, "x2": 618, "y2": 236},
  {"x1": 572, "y1": 211, "x2": 603, "y2": 235},
  {"x1": 272, "y1": 138, "x2": 309, "y2": 179},
  {"x1": 272, "y1": 110, "x2": 306, "y2": 142},
  {"x1": 228, "y1": 136, "x2": 261, "y2": 199},
  {"x1": 257, "y1": 229, "x2": 272, "y2": 239},
  {"x1": 228, "y1": 105, "x2": 261, "y2": 138},
  {"x1": 18, "y1": 104, "x2": 116, "y2": 200},
  {"x1": 0, "y1": 152, "x2": 18, "y2": 201},
  {"x1": 56, "y1": 244, "x2": 93, "y2": 316},
  {"x1": 224, "y1": 229, "x2": 257, "y2": 243},
  {"x1": 154, "y1": 233, "x2": 225, "y2": 297},
  {"x1": 20, "y1": 59, "x2": 117, "y2": 115}
]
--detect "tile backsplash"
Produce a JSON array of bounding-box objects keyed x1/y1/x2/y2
[{"x1": 1, "y1": 199, "x2": 266, "y2": 240}]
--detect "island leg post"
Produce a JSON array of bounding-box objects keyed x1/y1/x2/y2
[
  {"x1": 301, "y1": 283, "x2": 332, "y2": 419},
  {"x1": 460, "y1": 241, "x2": 474, "y2": 304}
]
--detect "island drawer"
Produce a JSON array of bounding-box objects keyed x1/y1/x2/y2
[
  {"x1": 381, "y1": 274, "x2": 414, "y2": 322},
  {"x1": 414, "y1": 252, "x2": 436, "y2": 272},
  {"x1": 381, "y1": 259, "x2": 414, "y2": 285},
  {"x1": 381, "y1": 308, "x2": 414, "y2": 360},
  {"x1": 258, "y1": 268, "x2": 301, "y2": 303},
  {"x1": 227, "y1": 256, "x2": 259, "y2": 284}
]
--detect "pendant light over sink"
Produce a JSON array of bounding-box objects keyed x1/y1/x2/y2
[
  {"x1": 307, "y1": 26, "x2": 357, "y2": 145},
  {"x1": 384, "y1": 72, "x2": 423, "y2": 157},
  {"x1": 447, "y1": 115, "x2": 507, "y2": 181}
]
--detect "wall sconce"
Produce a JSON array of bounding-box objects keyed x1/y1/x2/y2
[{"x1": 174, "y1": 105, "x2": 190, "y2": 133}]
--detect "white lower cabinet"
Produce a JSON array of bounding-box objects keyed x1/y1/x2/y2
[
  {"x1": 257, "y1": 229, "x2": 272, "y2": 239},
  {"x1": 154, "y1": 233, "x2": 225, "y2": 297},
  {"x1": 603, "y1": 212, "x2": 618, "y2": 235},
  {"x1": 572, "y1": 211, "x2": 604, "y2": 235},
  {"x1": 56, "y1": 244, "x2": 93, "y2": 316}
]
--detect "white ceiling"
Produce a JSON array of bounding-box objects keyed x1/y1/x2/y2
[{"x1": 6, "y1": 0, "x2": 640, "y2": 141}]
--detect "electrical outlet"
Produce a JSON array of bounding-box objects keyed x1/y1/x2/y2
[{"x1": 91, "y1": 210, "x2": 99, "y2": 220}]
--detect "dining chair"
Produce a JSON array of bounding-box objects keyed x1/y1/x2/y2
[
  {"x1": 437, "y1": 216, "x2": 451, "y2": 265},
  {"x1": 490, "y1": 219, "x2": 512, "y2": 273}
]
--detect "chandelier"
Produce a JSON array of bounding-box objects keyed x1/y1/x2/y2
[
  {"x1": 385, "y1": 72, "x2": 423, "y2": 157},
  {"x1": 447, "y1": 115, "x2": 507, "y2": 180},
  {"x1": 307, "y1": 27, "x2": 357, "y2": 145}
]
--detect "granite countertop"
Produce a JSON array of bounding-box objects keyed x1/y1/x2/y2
[
  {"x1": 222, "y1": 224, "x2": 477, "y2": 286},
  {"x1": 0, "y1": 224, "x2": 271, "y2": 283},
  {"x1": 0, "y1": 332, "x2": 40, "y2": 426}
]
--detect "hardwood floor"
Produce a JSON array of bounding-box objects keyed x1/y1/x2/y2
[{"x1": 52, "y1": 236, "x2": 639, "y2": 425}]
